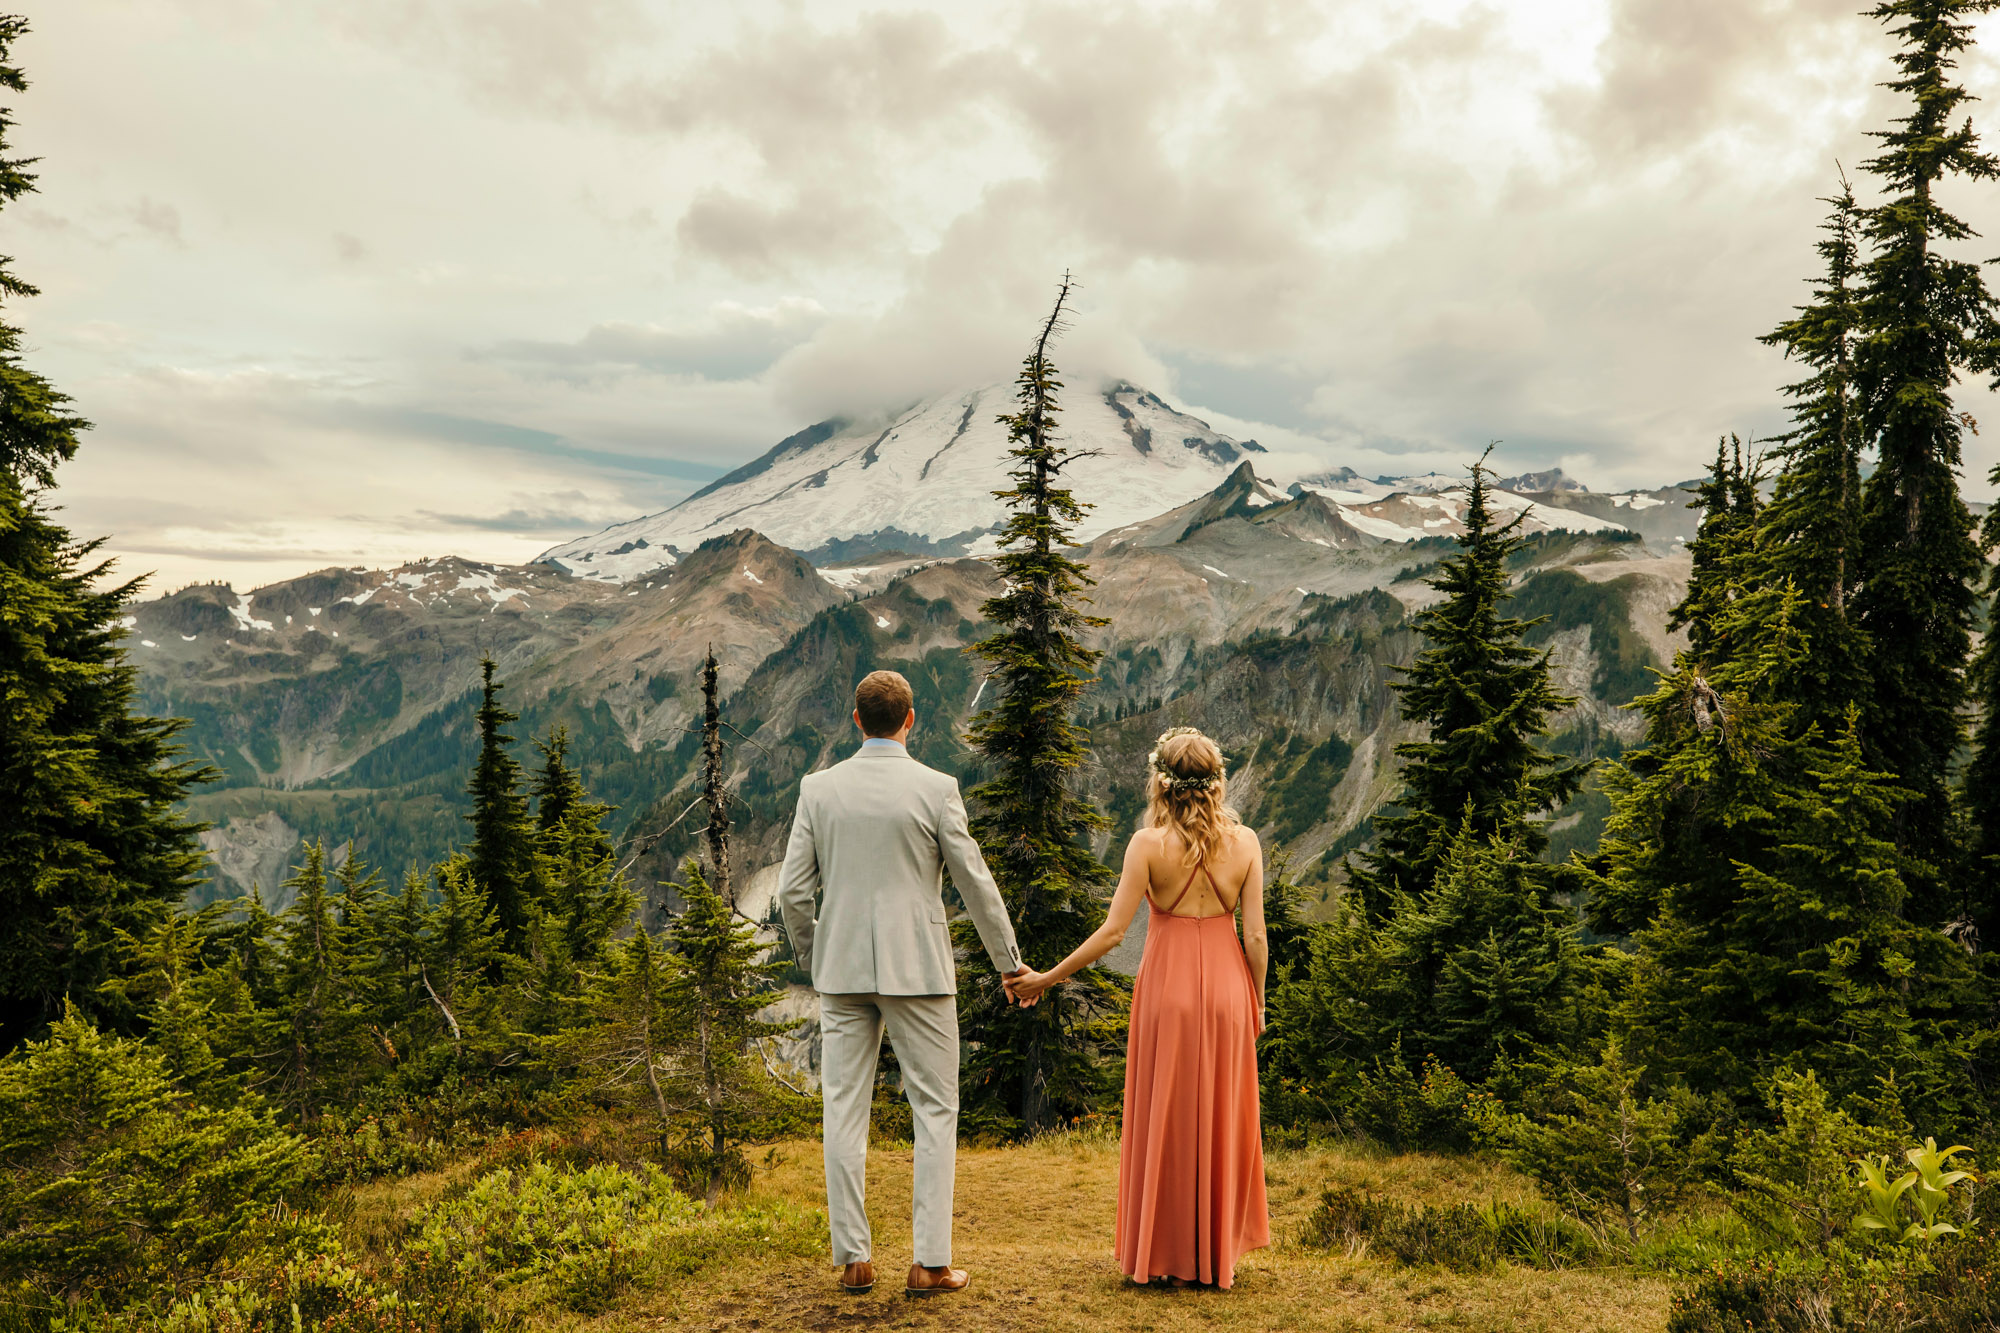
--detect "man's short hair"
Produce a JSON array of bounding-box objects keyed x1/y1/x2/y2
[{"x1": 855, "y1": 670, "x2": 915, "y2": 737}]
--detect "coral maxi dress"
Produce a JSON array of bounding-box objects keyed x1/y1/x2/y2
[{"x1": 1115, "y1": 857, "x2": 1271, "y2": 1287}]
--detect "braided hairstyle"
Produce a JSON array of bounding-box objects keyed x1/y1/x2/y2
[{"x1": 1144, "y1": 727, "x2": 1238, "y2": 866}]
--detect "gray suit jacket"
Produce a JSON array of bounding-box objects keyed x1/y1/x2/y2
[{"x1": 778, "y1": 743, "x2": 1022, "y2": 995}]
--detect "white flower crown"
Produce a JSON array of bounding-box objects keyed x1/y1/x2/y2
[{"x1": 1148, "y1": 726, "x2": 1224, "y2": 793}]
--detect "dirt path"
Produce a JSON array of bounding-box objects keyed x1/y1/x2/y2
[{"x1": 604, "y1": 1135, "x2": 1674, "y2": 1333}]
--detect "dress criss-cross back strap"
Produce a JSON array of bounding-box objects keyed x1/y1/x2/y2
[{"x1": 1115, "y1": 851, "x2": 1271, "y2": 1288}]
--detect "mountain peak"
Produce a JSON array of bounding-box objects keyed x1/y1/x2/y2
[
  {"x1": 539, "y1": 380, "x2": 1267, "y2": 581},
  {"x1": 1496, "y1": 467, "x2": 1587, "y2": 494}
]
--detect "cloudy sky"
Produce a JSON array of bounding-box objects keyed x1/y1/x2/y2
[{"x1": 19, "y1": 0, "x2": 2000, "y2": 592}]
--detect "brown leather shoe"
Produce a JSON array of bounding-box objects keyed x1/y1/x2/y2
[
  {"x1": 905, "y1": 1264, "x2": 969, "y2": 1296},
  {"x1": 841, "y1": 1261, "x2": 875, "y2": 1293}
]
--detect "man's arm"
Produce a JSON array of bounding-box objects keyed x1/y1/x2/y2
[
  {"x1": 776, "y1": 793, "x2": 821, "y2": 983},
  {"x1": 937, "y1": 781, "x2": 1023, "y2": 976}
]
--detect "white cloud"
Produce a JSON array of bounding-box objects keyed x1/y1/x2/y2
[{"x1": 15, "y1": 0, "x2": 2000, "y2": 592}]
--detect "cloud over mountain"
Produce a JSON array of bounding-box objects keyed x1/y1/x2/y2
[{"x1": 24, "y1": 0, "x2": 2000, "y2": 590}]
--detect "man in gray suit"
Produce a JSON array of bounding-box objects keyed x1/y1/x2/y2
[{"x1": 778, "y1": 669, "x2": 1025, "y2": 1298}]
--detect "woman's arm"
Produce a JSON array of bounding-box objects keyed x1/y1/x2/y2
[
  {"x1": 1238, "y1": 828, "x2": 1268, "y2": 1029},
  {"x1": 1006, "y1": 834, "x2": 1154, "y2": 1005}
]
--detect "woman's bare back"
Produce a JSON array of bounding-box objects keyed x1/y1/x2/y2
[{"x1": 1141, "y1": 824, "x2": 1259, "y2": 918}]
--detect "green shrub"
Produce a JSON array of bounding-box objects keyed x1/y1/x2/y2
[
  {"x1": 1669, "y1": 1135, "x2": 1994, "y2": 1332},
  {"x1": 1484, "y1": 1200, "x2": 1602, "y2": 1270},
  {"x1": 1666, "y1": 1242, "x2": 2000, "y2": 1333},
  {"x1": 306, "y1": 1110, "x2": 450, "y2": 1186},
  {"x1": 0, "y1": 1235, "x2": 493, "y2": 1333},
  {"x1": 1727, "y1": 1070, "x2": 1895, "y2": 1251},
  {"x1": 0, "y1": 1010, "x2": 309, "y2": 1307},
  {"x1": 407, "y1": 1157, "x2": 822, "y2": 1312},
  {"x1": 1350, "y1": 1046, "x2": 1489, "y2": 1152},
  {"x1": 1299, "y1": 1187, "x2": 1597, "y2": 1272},
  {"x1": 1300, "y1": 1187, "x2": 1500, "y2": 1271},
  {"x1": 1666, "y1": 1254, "x2": 1895, "y2": 1333},
  {"x1": 1485, "y1": 1039, "x2": 1723, "y2": 1242}
]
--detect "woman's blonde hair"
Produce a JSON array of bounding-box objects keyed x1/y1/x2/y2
[{"x1": 1144, "y1": 727, "x2": 1238, "y2": 866}]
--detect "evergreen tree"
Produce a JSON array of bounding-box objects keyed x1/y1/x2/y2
[
  {"x1": 1345, "y1": 453, "x2": 1586, "y2": 919},
  {"x1": 412, "y1": 855, "x2": 503, "y2": 1074},
  {"x1": 1669, "y1": 438, "x2": 1763, "y2": 668},
  {"x1": 1965, "y1": 458, "x2": 2000, "y2": 937},
  {"x1": 1487, "y1": 1037, "x2": 1723, "y2": 1243},
  {"x1": 98, "y1": 912, "x2": 230, "y2": 1101},
  {"x1": 559, "y1": 921, "x2": 677, "y2": 1146},
  {"x1": 332, "y1": 851, "x2": 399, "y2": 1069},
  {"x1": 1598, "y1": 526, "x2": 1981, "y2": 1119},
  {"x1": 363, "y1": 869, "x2": 432, "y2": 1071},
  {"x1": 1589, "y1": 446, "x2": 1768, "y2": 940},
  {"x1": 958, "y1": 276, "x2": 1124, "y2": 1134},
  {"x1": 0, "y1": 1006, "x2": 306, "y2": 1306},
  {"x1": 466, "y1": 658, "x2": 537, "y2": 951},
  {"x1": 531, "y1": 725, "x2": 591, "y2": 840},
  {"x1": 1849, "y1": 0, "x2": 2000, "y2": 914},
  {"x1": 1265, "y1": 810, "x2": 1596, "y2": 1103},
  {"x1": 1758, "y1": 182, "x2": 1870, "y2": 735},
  {"x1": 0, "y1": 17, "x2": 211, "y2": 1048},
  {"x1": 514, "y1": 731, "x2": 634, "y2": 1044},
  {"x1": 1615, "y1": 707, "x2": 1979, "y2": 1119},
  {"x1": 259, "y1": 843, "x2": 372, "y2": 1120},
  {"x1": 658, "y1": 860, "x2": 795, "y2": 1199},
  {"x1": 532, "y1": 727, "x2": 633, "y2": 967}
]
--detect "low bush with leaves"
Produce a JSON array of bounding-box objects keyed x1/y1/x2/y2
[
  {"x1": 0, "y1": 1010, "x2": 310, "y2": 1310},
  {"x1": 1669, "y1": 1131, "x2": 1989, "y2": 1333},
  {"x1": 1350, "y1": 1044, "x2": 1493, "y2": 1153},
  {"x1": 1, "y1": 1245, "x2": 495, "y2": 1333},
  {"x1": 1299, "y1": 1186, "x2": 1598, "y2": 1272},
  {"x1": 1483, "y1": 1039, "x2": 1724, "y2": 1243},
  {"x1": 1725, "y1": 1070, "x2": 1902, "y2": 1252},
  {"x1": 407, "y1": 1156, "x2": 823, "y2": 1313}
]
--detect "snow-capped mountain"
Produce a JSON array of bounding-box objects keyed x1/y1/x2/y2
[
  {"x1": 541, "y1": 382, "x2": 1702, "y2": 582},
  {"x1": 540, "y1": 381, "x2": 1268, "y2": 582}
]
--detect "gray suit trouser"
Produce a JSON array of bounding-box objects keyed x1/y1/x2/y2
[{"x1": 818, "y1": 991, "x2": 958, "y2": 1268}]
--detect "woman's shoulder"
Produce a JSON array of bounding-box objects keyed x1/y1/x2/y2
[{"x1": 1228, "y1": 822, "x2": 1263, "y2": 855}]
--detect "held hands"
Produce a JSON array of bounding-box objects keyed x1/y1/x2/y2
[{"x1": 1001, "y1": 967, "x2": 1052, "y2": 1007}]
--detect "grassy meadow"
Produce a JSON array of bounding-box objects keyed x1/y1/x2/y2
[{"x1": 334, "y1": 1121, "x2": 1675, "y2": 1333}]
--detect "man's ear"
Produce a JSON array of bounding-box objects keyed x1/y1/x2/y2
[
  {"x1": 904, "y1": 708, "x2": 917, "y2": 733},
  {"x1": 853, "y1": 709, "x2": 865, "y2": 732}
]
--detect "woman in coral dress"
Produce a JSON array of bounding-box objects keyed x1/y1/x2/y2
[{"x1": 1006, "y1": 727, "x2": 1271, "y2": 1289}]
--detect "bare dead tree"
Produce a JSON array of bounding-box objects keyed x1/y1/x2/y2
[{"x1": 700, "y1": 647, "x2": 733, "y2": 911}]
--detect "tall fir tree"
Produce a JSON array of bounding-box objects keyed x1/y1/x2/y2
[
  {"x1": 413, "y1": 855, "x2": 503, "y2": 1075},
  {"x1": 0, "y1": 17, "x2": 211, "y2": 1049},
  {"x1": 1266, "y1": 812, "x2": 1596, "y2": 1100},
  {"x1": 530, "y1": 728, "x2": 632, "y2": 967},
  {"x1": 511, "y1": 735, "x2": 633, "y2": 1046},
  {"x1": 658, "y1": 860, "x2": 795, "y2": 1199},
  {"x1": 1758, "y1": 183, "x2": 1871, "y2": 736},
  {"x1": 1599, "y1": 505, "x2": 1981, "y2": 1121},
  {"x1": 1590, "y1": 445, "x2": 1767, "y2": 940},
  {"x1": 1968, "y1": 474, "x2": 2000, "y2": 931},
  {"x1": 958, "y1": 275, "x2": 1124, "y2": 1134},
  {"x1": 1849, "y1": 0, "x2": 2000, "y2": 917},
  {"x1": 466, "y1": 658, "x2": 538, "y2": 952},
  {"x1": 1670, "y1": 438, "x2": 1763, "y2": 668},
  {"x1": 1344, "y1": 453, "x2": 1586, "y2": 919},
  {"x1": 259, "y1": 843, "x2": 372, "y2": 1121}
]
